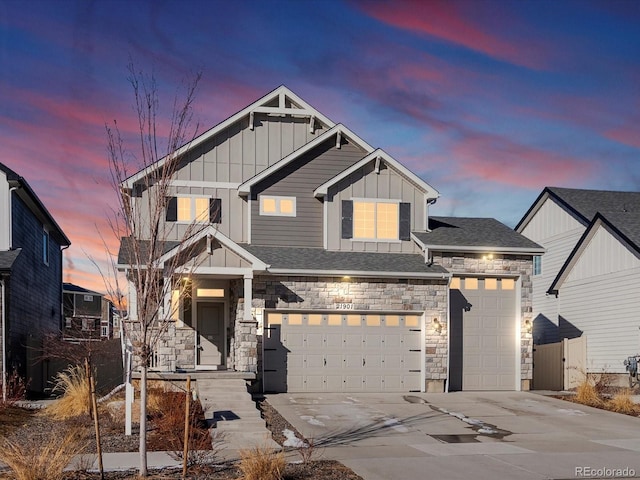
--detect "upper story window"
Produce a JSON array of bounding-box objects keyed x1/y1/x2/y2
[
  {"x1": 166, "y1": 196, "x2": 221, "y2": 224},
  {"x1": 42, "y1": 228, "x2": 49, "y2": 265},
  {"x1": 342, "y1": 199, "x2": 411, "y2": 241},
  {"x1": 533, "y1": 255, "x2": 542, "y2": 275},
  {"x1": 353, "y1": 201, "x2": 398, "y2": 240},
  {"x1": 259, "y1": 195, "x2": 296, "y2": 217}
]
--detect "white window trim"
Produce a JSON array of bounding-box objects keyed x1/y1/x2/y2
[
  {"x1": 259, "y1": 195, "x2": 297, "y2": 217},
  {"x1": 351, "y1": 198, "x2": 402, "y2": 243},
  {"x1": 42, "y1": 227, "x2": 49, "y2": 266},
  {"x1": 176, "y1": 195, "x2": 210, "y2": 224}
]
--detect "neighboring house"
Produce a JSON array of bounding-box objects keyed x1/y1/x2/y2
[
  {"x1": 63, "y1": 283, "x2": 116, "y2": 340},
  {"x1": 516, "y1": 187, "x2": 640, "y2": 382},
  {"x1": 0, "y1": 163, "x2": 71, "y2": 394},
  {"x1": 118, "y1": 86, "x2": 542, "y2": 393}
]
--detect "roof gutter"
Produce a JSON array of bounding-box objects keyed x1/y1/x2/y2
[
  {"x1": 265, "y1": 268, "x2": 451, "y2": 280},
  {"x1": 420, "y1": 244, "x2": 546, "y2": 255}
]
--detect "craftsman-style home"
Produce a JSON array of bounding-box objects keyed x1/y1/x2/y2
[{"x1": 118, "y1": 86, "x2": 542, "y2": 393}]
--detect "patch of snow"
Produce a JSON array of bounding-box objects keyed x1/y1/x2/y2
[
  {"x1": 383, "y1": 418, "x2": 409, "y2": 433},
  {"x1": 346, "y1": 396, "x2": 360, "y2": 403},
  {"x1": 556, "y1": 408, "x2": 588, "y2": 416},
  {"x1": 300, "y1": 415, "x2": 326, "y2": 426},
  {"x1": 477, "y1": 427, "x2": 499, "y2": 435},
  {"x1": 282, "y1": 429, "x2": 308, "y2": 448},
  {"x1": 461, "y1": 417, "x2": 484, "y2": 426}
]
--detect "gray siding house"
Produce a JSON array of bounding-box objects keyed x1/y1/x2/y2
[
  {"x1": 119, "y1": 86, "x2": 542, "y2": 393},
  {"x1": 0, "y1": 163, "x2": 71, "y2": 394},
  {"x1": 517, "y1": 187, "x2": 640, "y2": 382}
]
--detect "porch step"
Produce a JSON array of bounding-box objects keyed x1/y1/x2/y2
[{"x1": 196, "y1": 378, "x2": 280, "y2": 457}]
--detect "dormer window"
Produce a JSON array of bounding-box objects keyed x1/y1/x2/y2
[
  {"x1": 342, "y1": 199, "x2": 411, "y2": 241},
  {"x1": 354, "y1": 201, "x2": 398, "y2": 240},
  {"x1": 259, "y1": 195, "x2": 296, "y2": 217}
]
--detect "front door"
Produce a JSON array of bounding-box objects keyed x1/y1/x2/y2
[{"x1": 196, "y1": 302, "x2": 225, "y2": 367}]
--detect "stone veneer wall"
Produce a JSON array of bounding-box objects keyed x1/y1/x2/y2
[
  {"x1": 251, "y1": 275, "x2": 449, "y2": 391},
  {"x1": 230, "y1": 279, "x2": 259, "y2": 373},
  {"x1": 432, "y1": 252, "x2": 534, "y2": 390}
]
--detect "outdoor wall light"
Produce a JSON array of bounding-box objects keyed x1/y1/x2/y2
[
  {"x1": 432, "y1": 317, "x2": 443, "y2": 334},
  {"x1": 524, "y1": 319, "x2": 532, "y2": 333}
]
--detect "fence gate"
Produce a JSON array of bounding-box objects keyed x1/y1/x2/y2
[{"x1": 533, "y1": 336, "x2": 586, "y2": 390}]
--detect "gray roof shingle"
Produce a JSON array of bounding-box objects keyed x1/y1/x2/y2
[
  {"x1": 547, "y1": 187, "x2": 640, "y2": 224},
  {"x1": 413, "y1": 217, "x2": 543, "y2": 251},
  {"x1": 117, "y1": 237, "x2": 181, "y2": 265},
  {"x1": 239, "y1": 244, "x2": 448, "y2": 277},
  {"x1": 0, "y1": 249, "x2": 22, "y2": 271}
]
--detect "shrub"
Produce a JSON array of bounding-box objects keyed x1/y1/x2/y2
[
  {"x1": 0, "y1": 427, "x2": 84, "y2": 480},
  {"x1": 45, "y1": 365, "x2": 90, "y2": 420},
  {"x1": 147, "y1": 390, "x2": 216, "y2": 462},
  {"x1": 238, "y1": 444, "x2": 285, "y2": 480},
  {"x1": 0, "y1": 369, "x2": 27, "y2": 408},
  {"x1": 575, "y1": 379, "x2": 604, "y2": 408},
  {"x1": 607, "y1": 389, "x2": 639, "y2": 415}
]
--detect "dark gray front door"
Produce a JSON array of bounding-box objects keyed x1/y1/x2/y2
[{"x1": 197, "y1": 302, "x2": 224, "y2": 367}]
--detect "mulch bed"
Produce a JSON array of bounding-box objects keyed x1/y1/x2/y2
[{"x1": 0, "y1": 394, "x2": 363, "y2": 480}]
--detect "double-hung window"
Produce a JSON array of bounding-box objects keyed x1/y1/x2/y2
[{"x1": 533, "y1": 255, "x2": 542, "y2": 276}]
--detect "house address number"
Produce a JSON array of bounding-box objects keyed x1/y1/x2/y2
[{"x1": 335, "y1": 303, "x2": 354, "y2": 310}]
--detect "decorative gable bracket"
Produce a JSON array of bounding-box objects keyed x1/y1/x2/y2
[{"x1": 248, "y1": 91, "x2": 317, "y2": 133}]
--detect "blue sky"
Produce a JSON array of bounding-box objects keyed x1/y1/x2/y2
[{"x1": 1, "y1": 0, "x2": 639, "y2": 292}]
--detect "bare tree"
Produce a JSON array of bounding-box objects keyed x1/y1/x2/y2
[{"x1": 101, "y1": 64, "x2": 205, "y2": 476}]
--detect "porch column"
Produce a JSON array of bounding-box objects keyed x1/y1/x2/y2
[
  {"x1": 243, "y1": 274, "x2": 253, "y2": 321},
  {"x1": 235, "y1": 273, "x2": 257, "y2": 373}
]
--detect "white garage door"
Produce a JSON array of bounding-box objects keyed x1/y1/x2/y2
[
  {"x1": 263, "y1": 312, "x2": 423, "y2": 393},
  {"x1": 449, "y1": 277, "x2": 517, "y2": 391}
]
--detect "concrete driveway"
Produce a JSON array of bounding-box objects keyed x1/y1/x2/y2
[{"x1": 267, "y1": 391, "x2": 640, "y2": 480}]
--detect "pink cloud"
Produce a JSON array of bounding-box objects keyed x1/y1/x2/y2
[
  {"x1": 445, "y1": 130, "x2": 597, "y2": 189},
  {"x1": 604, "y1": 127, "x2": 640, "y2": 150},
  {"x1": 357, "y1": 0, "x2": 550, "y2": 69}
]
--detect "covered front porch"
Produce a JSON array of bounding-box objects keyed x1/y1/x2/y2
[
  {"x1": 123, "y1": 227, "x2": 270, "y2": 377},
  {"x1": 149, "y1": 275, "x2": 258, "y2": 374}
]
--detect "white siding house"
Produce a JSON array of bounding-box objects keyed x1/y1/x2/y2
[{"x1": 517, "y1": 188, "x2": 640, "y2": 380}]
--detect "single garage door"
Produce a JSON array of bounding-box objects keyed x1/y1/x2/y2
[
  {"x1": 263, "y1": 312, "x2": 423, "y2": 393},
  {"x1": 449, "y1": 277, "x2": 517, "y2": 391}
]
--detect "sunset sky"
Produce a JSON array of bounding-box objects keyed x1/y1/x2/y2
[{"x1": 1, "y1": 0, "x2": 639, "y2": 293}]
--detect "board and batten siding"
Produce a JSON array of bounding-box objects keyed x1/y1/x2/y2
[
  {"x1": 175, "y1": 115, "x2": 325, "y2": 184},
  {"x1": 250, "y1": 140, "x2": 366, "y2": 247},
  {"x1": 189, "y1": 245, "x2": 252, "y2": 270},
  {"x1": 327, "y1": 161, "x2": 423, "y2": 253},
  {"x1": 557, "y1": 225, "x2": 640, "y2": 373},
  {"x1": 520, "y1": 198, "x2": 586, "y2": 345},
  {"x1": 137, "y1": 185, "x2": 248, "y2": 243}
]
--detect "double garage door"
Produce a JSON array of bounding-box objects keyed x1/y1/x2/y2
[
  {"x1": 263, "y1": 312, "x2": 422, "y2": 393},
  {"x1": 449, "y1": 277, "x2": 517, "y2": 391}
]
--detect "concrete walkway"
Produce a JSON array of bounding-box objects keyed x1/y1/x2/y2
[
  {"x1": 197, "y1": 378, "x2": 279, "y2": 459},
  {"x1": 267, "y1": 391, "x2": 640, "y2": 480}
]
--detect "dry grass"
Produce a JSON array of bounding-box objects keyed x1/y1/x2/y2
[
  {"x1": 575, "y1": 379, "x2": 604, "y2": 408},
  {"x1": 45, "y1": 365, "x2": 91, "y2": 420},
  {"x1": 607, "y1": 389, "x2": 640, "y2": 415},
  {"x1": 0, "y1": 428, "x2": 84, "y2": 480},
  {"x1": 238, "y1": 445, "x2": 286, "y2": 480}
]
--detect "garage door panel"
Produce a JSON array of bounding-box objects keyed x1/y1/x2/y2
[
  {"x1": 451, "y1": 277, "x2": 517, "y2": 391},
  {"x1": 264, "y1": 312, "x2": 422, "y2": 393}
]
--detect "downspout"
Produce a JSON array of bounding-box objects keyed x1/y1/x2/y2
[
  {"x1": 445, "y1": 274, "x2": 452, "y2": 393},
  {"x1": 1, "y1": 276, "x2": 6, "y2": 403},
  {"x1": 60, "y1": 244, "x2": 70, "y2": 332}
]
